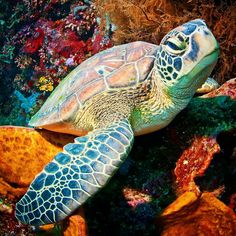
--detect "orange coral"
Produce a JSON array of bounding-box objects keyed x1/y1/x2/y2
[
  {"x1": 157, "y1": 192, "x2": 236, "y2": 236},
  {"x1": 95, "y1": 0, "x2": 236, "y2": 82},
  {"x1": 63, "y1": 209, "x2": 88, "y2": 236},
  {"x1": 0, "y1": 126, "x2": 74, "y2": 199},
  {"x1": 0, "y1": 179, "x2": 27, "y2": 199},
  {"x1": 174, "y1": 136, "x2": 220, "y2": 195}
]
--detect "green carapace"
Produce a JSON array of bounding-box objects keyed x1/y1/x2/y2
[{"x1": 15, "y1": 19, "x2": 219, "y2": 226}]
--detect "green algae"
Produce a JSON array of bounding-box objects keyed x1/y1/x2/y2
[{"x1": 173, "y1": 95, "x2": 236, "y2": 137}]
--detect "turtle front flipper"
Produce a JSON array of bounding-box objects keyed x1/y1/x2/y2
[
  {"x1": 15, "y1": 118, "x2": 134, "y2": 226},
  {"x1": 196, "y1": 77, "x2": 219, "y2": 94}
]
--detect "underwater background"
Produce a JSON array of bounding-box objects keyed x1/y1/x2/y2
[{"x1": 0, "y1": 0, "x2": 236, "y2": 235}]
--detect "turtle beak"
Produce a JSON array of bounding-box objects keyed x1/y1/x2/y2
[
  {"x1": 181, "y1": 22, "x2": 219, "y2": 78},
  {"x1": 172, "y1": 21, "x2": 219, "y2": 95},
  {"x1": 188, "y1": 24, "x2": 218, "y2": 60}
]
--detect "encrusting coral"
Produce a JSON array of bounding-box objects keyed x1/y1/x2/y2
[
  {"x1": 157, "y1": 78, "x2": 236, "y2": 235},
  {"x1": 95, "y1": 0, "x2": 236, "y2": 83},
  {"x1": 173, "y1": 78, "x2": 236, "y2": 194},
  {"x1": 174, "y1": 136, "x2": 220, "y2": 195}
]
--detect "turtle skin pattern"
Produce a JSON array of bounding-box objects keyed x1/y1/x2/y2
[{"x1": 16, "y1": 119, "x2": 134, "y2": 226}]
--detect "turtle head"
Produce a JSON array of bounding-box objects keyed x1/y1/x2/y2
[{"x1": 156, "y1": 19, "x2": 219, "y2": 99}]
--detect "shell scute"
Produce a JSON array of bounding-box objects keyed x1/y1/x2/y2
[
  {"x1": 59, "y1": 94, "x2": 80, "y2": 121},
  {"x1": 106, "y1": 63, "x2": 137, "y2": 88},
  {"x1": 99, "y1": 60, "x2": 124, "y2": 70},
  {"x1": 30, "y1": 41, "x2": 158, "y2": 127},
  {"x1": 126, "y1": 42, "x2": 149, "y2": 62},
  {"x1": 137, "y1": 57, "x2": 155, "y2": 82},
  {"x1": 126, "y1": 42, "x2": 157, "y2": 62},
  {"x1": 77, "y1": 79, "x2": 107, "y2": 104},
  {"x1": 70, "y1": 69, "x2": 101, "y2": 95}
]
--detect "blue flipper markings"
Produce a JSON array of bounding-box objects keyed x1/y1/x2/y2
[{"x1": 15, "y1": 118, "x2": 134, "y2": 226}]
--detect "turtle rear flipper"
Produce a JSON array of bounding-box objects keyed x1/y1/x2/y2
[{"x1": 15, "y1": 118, "x2": 134, "y2": 226}]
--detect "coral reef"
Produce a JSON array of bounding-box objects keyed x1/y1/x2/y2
[
  {"x1": 0, "y1": 197, "x2": 34, "y2": 235},
  {"x1": 85, "y1": 79, "x2": 236, "y2": 235},
  {"x1": 63, "y1": 210, "x2": 88, "y2": 236},
  {"x1": 0, "y1": 198, "x2": 12, "y2": 214},
  {"x1": 0, "y1": 1, "x2": 236, "y2": 235},
  {"x1": 171, "y1": 78, "x2": 236, "y2": 199},
  {"x1": 123, "y1": 187, "x2": 152, "y2": 208},
  {"x1": 202, "y1": 78, "x2": 236, "y2": 100},
  {"x1": 0, "y1": 0, "x2": 113, "y2": 125},
  {"x1": 95, "y1": 0, "x2": 236, "y2": 83},
  {"x1": 229, "y1": 193, "x2": 236, "y2": 212}
]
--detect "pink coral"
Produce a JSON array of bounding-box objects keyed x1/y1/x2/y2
[{"x1": 123, "y1": 187, "x2": 152, "y2": 209}]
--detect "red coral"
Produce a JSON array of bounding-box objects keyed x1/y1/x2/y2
[
  {"x1": 174, "y1": 136, "x2": 220, "y2": 195},
  {"x1": 56, "y1": 40, "x2": 87, "y2": 58},
  {"x1": 91, "y1": 34, "x2": 103, "y2": 54},
  {"x1": 23, "y1": 28, "x2": 45, "y2": 54},
  {"x1": 27, "y1": 80, "x2": 34, "y2": 88},
  {"x1": 51, "y1": 31, "x2": 87, "y2": 58},
  {"x1": 86, "y1": 32, "x2": 113, "y2": 55}
]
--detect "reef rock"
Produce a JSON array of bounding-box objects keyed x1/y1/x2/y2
[
  {"x1": 202, "y1": 78, "x2": 236, "y2": 99},
  {"x1": 173, "y1": 78, "x2": 236, "y2": 195},
  {"x1": 63, "y1": 209, "x2": 88, "y2": 236},
  {"x1": 0, "y1": 126, "x2": 74, "y2": 199},
  {"x1": 158, "y1": 191, "x2": 236, "y2": 236}
]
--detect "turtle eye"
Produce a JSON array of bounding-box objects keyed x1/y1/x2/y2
[{"x1": 164, "y1": 37, "x2": 186, "y2": 55}]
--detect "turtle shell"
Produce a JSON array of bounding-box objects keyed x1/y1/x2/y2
[{"x1": 29, "y1": 41, "x2": 158, "y2": 128}]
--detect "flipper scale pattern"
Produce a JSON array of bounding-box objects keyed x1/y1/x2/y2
[{"x1": 15, "y1": 119, "x2": 133, "y2": 226}]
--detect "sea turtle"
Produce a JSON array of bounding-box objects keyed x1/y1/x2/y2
[{"x1": 15, "y1": 19, "x2": 219, "y2": 226}]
